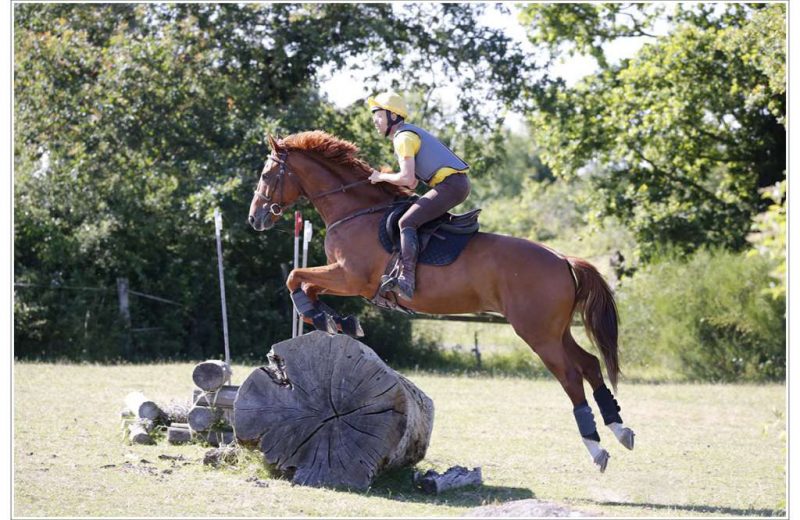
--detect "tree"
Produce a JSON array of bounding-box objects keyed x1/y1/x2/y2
[
  {"x1": 519, "y1": 3, "x2": 785, "y2": 261},
  {"x1": 14, "y1": 3, "x2": 541, "y2": 361}
]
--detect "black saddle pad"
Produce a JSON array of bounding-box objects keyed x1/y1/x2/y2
[{"x1": 378, "y1": 200, "x2": 479, "y2": 266}]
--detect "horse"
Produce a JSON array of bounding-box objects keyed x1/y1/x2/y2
[{"x1": 248, "y1": 131, "x2": 635, "y2": 472}]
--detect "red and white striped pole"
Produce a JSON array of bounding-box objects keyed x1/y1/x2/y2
[{"x1": 292, "y1": 211, "x2": 302, "y2": 338}]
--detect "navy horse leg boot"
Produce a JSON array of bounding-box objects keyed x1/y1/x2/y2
[{"x1": 396, "y1": 228, "x2": 419, "y2": 301}]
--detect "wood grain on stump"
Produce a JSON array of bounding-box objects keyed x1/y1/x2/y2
[{"x1": 234, "y1": 331, "x2": 434, "y2": 490}]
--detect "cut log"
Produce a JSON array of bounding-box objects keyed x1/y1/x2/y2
[
  {"x1": 128, "y1": 418, "x2": 155, "y2": 445},
  {"x1": 234, "y1": 331, "x2": 434, "y2": 490},
  {"x1": 188, "y1": 406, "x2": 233, "y2": 432},
  {"x1": 188, "y1": 406, "x2": 224, "y2": 432},
  {"x1": 413, "y1": 466, "x2": 483, "y2": 494},
  {"x1": 161, "y1": 400, "x2": 191, "y2": 424},
  {"x1": 124, "y1": 392, "x2": 164, "y2": 421},
  {"x1": 167, "y1": 423, "x2": 192, "y2": 444},
  {"x1": 192, "y1": 385, "x2": 239, "y2": 407},
  {"x1": 192, "y1": 360, "x2": 232, "y2": 392}
]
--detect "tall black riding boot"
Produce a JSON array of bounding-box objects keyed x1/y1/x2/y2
[{"x1": 396, "y1": 228, "x2": 419, "y2": 301}]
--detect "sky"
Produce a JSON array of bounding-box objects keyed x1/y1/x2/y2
[{"x1": 317, "y1": 3, "x2": 670, "y2": 131}]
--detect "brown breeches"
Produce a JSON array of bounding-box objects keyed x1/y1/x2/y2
[{"x1": 398, "y1": 173, "x2": 471, "y2": 231}]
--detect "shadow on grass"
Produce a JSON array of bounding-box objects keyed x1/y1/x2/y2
[
  {"x1": 581, "y1": 499, "x2": 785, "y2": 517},
  {"x1": 367, "y1": 467, "x2": 535, "y2": 507}
]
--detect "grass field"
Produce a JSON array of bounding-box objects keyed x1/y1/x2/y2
[
  {"x1": 13, "y1": 362, "x2": 786, "y2": 517},
  {"x1": 411, "y1": 321, "x2": 679, "y2": 381}
]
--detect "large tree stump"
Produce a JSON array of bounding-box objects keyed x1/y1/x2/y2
[{"x1": 234, "y1": 331, "x2": 434, "y2": 490}]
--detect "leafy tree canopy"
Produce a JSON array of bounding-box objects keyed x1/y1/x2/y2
[{"x1": 519, "y1": 3, "x2": 785, "y2": 261}]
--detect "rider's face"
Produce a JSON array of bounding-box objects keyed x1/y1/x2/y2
[{"x1": 372, "y1": 109, "x2": 388, "y2": 135}]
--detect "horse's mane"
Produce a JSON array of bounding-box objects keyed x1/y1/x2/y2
[{"x1": 281, "y1": 131, "x2": 414, "y2": 198}]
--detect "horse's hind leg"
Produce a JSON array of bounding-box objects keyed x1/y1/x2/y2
[
  {"x1": 508, "y1": 318, "x2": 610, "y2": 472},
  {"x1": 564, "y1": 330, "x2": 635, "y2": 450}
]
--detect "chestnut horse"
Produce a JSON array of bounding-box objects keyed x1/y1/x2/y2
[{"x1": 248, "y1": 131, "x2": 635, "y2": 472}]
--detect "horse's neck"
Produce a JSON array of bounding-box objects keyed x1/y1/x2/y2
[{"x1": 297, "y1": 155, "x2": 392, "y2": 226}]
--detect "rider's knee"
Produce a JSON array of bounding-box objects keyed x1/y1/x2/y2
[{"x1": 398, "y1": 213, "x2": 419, "y2": 231}]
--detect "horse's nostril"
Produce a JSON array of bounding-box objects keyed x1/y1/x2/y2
[{"x1": 248, "y1": 215, "x2": 255, "y2": 225}]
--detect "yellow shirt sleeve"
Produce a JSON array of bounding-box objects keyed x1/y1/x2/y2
[{"x1": 393, "y1": 131, "x2": 421, "y2": 158}]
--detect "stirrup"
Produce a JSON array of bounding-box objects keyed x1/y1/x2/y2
[{"x1": 379, "y1": 275, "x2": 399, "y2": 295}]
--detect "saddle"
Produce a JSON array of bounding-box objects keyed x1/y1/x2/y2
[
  {"x1": 372, "y1": 197, "x2": 481, "y2": 313},
  {"x1": 378, "y1": 196, "x2": 481, "y2": 265}
]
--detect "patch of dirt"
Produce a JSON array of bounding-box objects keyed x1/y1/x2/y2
[
  {"x1": 245, "y1": 476, "x2": 269, "y2": 488},
  {"x1": 121, "y1": 462, "x2": 160, "y2": 477},
  {"x1": 466, "y1": 499, "x2": 597, "y2": 517}
]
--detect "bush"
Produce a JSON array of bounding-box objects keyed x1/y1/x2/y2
[{"x1": 616, "y1": 248, "x2": 785, "y2": 382}]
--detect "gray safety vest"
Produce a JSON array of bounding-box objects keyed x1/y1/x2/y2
[{"x1": 394, "y1": 122, "x2": 469, "y2": 184}]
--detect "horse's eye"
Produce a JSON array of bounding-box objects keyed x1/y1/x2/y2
[{"x1": 261, "y1": 173, "x2": 269, "y2": 182}]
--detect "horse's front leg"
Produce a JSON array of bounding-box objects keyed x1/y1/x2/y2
[
  {"x1": 301, "y1": 284, "x2": 365, "y2": 338},
  {"x1": 286, "y1": 263, "x2": 365, "y2": 336}
]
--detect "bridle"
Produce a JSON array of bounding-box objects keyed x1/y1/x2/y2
[
  {"x1": 253, "y1": 149, "x2": 373, "y2": 219},
  {"x1": 253, "y1": 150, "x2": 294, "y2": 217}
]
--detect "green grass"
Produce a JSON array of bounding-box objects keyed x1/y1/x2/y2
[{"x1": 14, "y1": 362, "x2": 786, "y2": 517}]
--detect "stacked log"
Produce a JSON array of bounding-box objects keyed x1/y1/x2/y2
[
  {"x1": 234, "y1": 331, "x2": 434, "y2": 490},
  {"x1": 192, "y1": 360, "x2": 232, "y2": 391},
  {"x1": 124, "y1": 392, "x2": 164, "y2": 422},
  {"x1": 128, "y1": 418, "x2": 155, "y2": 445},
  {"x1": 186, "y1": 361, "x2": 236, "y2": 447},
  {"x1": 122, "y1": 392, "x2": 165, "y2": 445},
  {"x1": 167, "y1": 422, "x2": 192, "y2": 444}
]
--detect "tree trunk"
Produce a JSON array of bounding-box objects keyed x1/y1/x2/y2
[{"x1": 234, "y1": 331, "x2": 434, "y2": 490}]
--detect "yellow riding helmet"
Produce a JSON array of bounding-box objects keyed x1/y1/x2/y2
[{"x1": 367, "y1": 91, "x2": 409, "y2": 119}]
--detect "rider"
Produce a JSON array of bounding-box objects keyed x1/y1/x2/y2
[{"x1": 367, "y1": 91, "x2": 471, "y2": 301}]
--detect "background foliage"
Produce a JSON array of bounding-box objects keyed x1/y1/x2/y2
[{"x1": 14, "y1": 3, "x2": 785, "y2": 381}]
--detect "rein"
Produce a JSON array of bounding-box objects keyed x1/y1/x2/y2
[
  {"x1": 254, "y1": 150, "x2": 393, "y2": 230},
  {"x1": 326, "y1": 200, "x2": 407, "y2": 233}
]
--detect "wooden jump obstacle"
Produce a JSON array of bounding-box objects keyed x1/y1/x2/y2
[
  {"x1": 234, "y1": 331, "x2": 434, "y2": 490},
  {"x1": 118, "y1": 332, "x2": 486, "y2": 493},
  {"x1": 122, "y1": 360, "x2": 235, "y2": 447}
]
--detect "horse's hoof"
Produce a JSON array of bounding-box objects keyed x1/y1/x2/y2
[
  {"x1": 618, "y1": 427, "x2": 635, "y2": 450},
  {"x1": 341, "y1": 316, "x2": 365, "y2": 338},
  {"x1": 311, "y1": 312, "x2": 338, "y2": 334},
  {"x1": 325, "y1": 314, "x2": 338, "y2": 334},
  {"x1": 593, "y1": 449, "x2": 610, "y2": 473}
]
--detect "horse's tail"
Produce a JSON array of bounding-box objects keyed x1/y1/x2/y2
[{"x1": 566, "y1": 256, "x2": 620, "y2": 391}]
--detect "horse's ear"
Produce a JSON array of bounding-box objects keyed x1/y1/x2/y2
[{"x1": 267, "y1": 133, "x2": 282, "y2": 152}]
